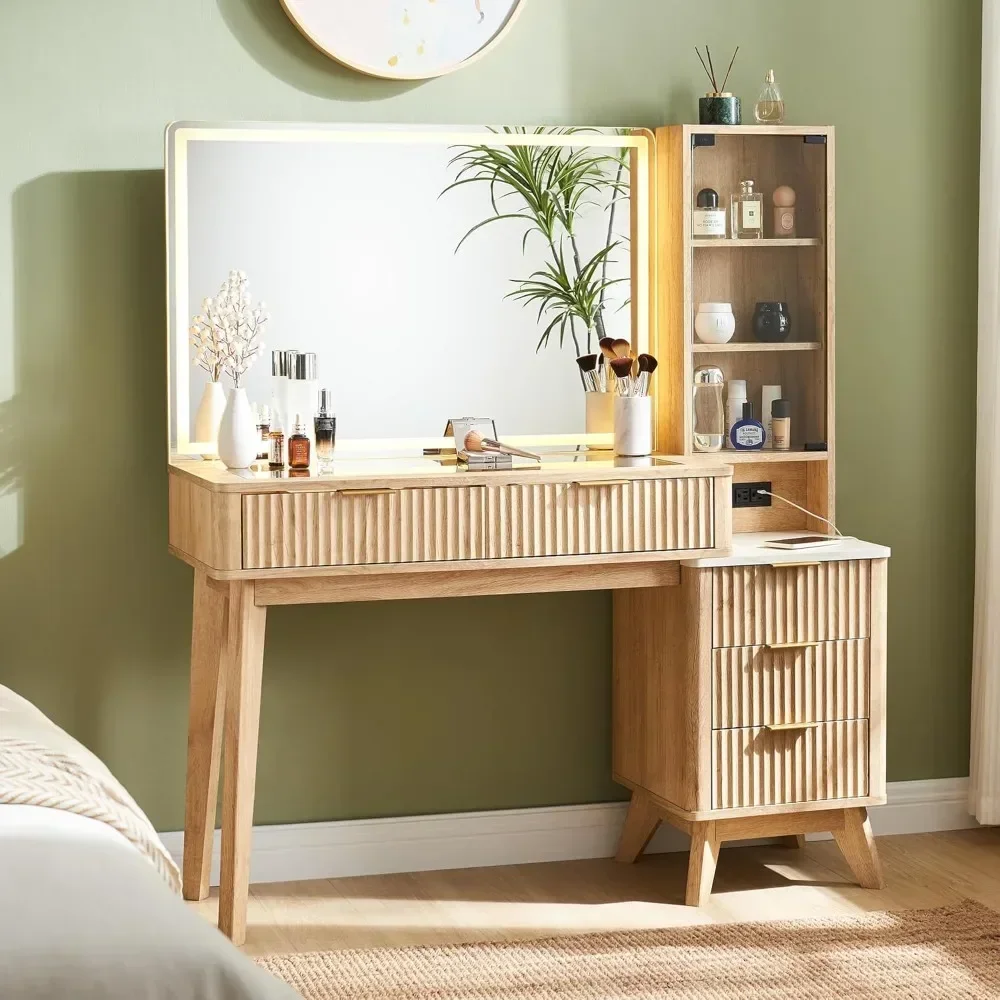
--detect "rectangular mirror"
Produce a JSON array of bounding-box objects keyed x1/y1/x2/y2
[{"x1": 166, "y1": 123, "x2": 651, "y2": 456}]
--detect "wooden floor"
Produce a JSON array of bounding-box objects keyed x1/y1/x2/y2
[{"x1": 188, "y1": 828, "x2": 1000, "y2": 958}]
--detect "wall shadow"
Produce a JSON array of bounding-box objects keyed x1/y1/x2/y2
[
  {"x1": 4, "y1": 171, "x2": 192, "y2": 806},
  {"x1": 216, "y1": 0, "x2": 421, "y2": 102}
]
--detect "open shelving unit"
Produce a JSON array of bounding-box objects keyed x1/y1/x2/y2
[{"x1": 654, "y1": 124, "x2": 835, "y2": 533}]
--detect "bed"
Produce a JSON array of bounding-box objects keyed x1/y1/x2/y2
[{"x1": 0, "y1": 685, "x2": 297, "y2": 999}]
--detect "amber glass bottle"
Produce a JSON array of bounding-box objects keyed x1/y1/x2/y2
[{"x1": 288, "y1": 414, "x2": 311, "y2": 470}]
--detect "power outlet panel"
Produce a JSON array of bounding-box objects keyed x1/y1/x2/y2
[{"x1": 733, "y1": 481, "x2": 772, "y2": 508}]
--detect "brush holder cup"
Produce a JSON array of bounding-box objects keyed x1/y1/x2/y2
[
  {"x1": 613, "y1": 396, "x2": 653, "y2": 458},
  {"x1": 585, "y1": 390, "x2": 614, "y2": 439},
  {"x1": 699, "y1": 94, "x2": 741, "y2": 126}
]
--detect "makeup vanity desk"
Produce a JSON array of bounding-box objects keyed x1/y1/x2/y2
[{"x1": 170, "y1": 452, "x2": 734, "y2": 943}]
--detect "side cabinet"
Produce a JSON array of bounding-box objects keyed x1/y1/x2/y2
[{"x1": 612, "y1": 552, "x2": 888, "y2": 905}]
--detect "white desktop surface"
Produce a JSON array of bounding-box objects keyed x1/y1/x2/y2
[{"x1": 682, "y1": 532, "x2": 891, "y2": 568}]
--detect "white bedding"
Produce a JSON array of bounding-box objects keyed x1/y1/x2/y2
[{"x1": 0, "y1": 686, "x2": 298, "y2": 1000}]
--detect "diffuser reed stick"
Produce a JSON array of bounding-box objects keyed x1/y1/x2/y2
[{"x1": 695, "y1": 45, "x2": 739, "y2": 94}]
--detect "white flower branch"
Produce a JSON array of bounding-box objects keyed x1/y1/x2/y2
[{"x1": 190, "y1": 270, "x2": 268, "y2": 388}]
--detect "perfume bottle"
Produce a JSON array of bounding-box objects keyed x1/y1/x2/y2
[
  {"x1": 692, "y1": 188, "x2": 727, "y2": 238},
  {"x1": 754, "y1": 69, "x2": 785, "y2": 124},
  {"x1": 255, "y1": 404, "x2": 270, "y2": 461},
  {"x1": 730, "y1": 401, "x2": 766, "y2": 450},
  {"x1": 314, "y1": 389, "x2": 337, "y2": 472},
  {"x1": 732, "y1": 180, "x2": 763, "y2": 239},
  {"x1": 289, "y1": 353, "x2": 318, "y2": 455},
  {"x1": 692, "y1": 366, "x2": 725, "y2": 453},
  {"x1": 288, "y1": 414, "x2": 311, "y2": 470},
  {"x1": 268, "y1": 413, "x2": 285, "y2": 471}
]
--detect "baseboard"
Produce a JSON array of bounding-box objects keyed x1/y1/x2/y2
[{"x1": 160, "y1": 777, "x2": 976, "y2": 888}]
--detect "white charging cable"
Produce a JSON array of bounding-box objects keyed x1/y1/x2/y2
[{"x1": 754, "y1": 488, "x2": 843, "y2": 537}]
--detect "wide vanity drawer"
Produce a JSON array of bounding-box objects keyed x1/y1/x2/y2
[
  {"x1": 242, "y1": 477, "x2": 716, "y2": 569},
  {"x1": 712, "y1": 560, "x2": 871, "y2": 648},
  {"x1": 712, "y1": 719, "x2": 869, "y2": 811},
  {"x1": 712, "y1": 638, "x2": 870, "y2": 729}
]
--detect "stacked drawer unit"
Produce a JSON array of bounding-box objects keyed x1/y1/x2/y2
[{"x1": 709, "y1": 560, "x2": 882, "y2": 812}]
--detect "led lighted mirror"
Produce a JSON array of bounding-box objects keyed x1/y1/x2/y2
[{"x1": 166, "y1": 123, "x2": 651, "y2": 457}]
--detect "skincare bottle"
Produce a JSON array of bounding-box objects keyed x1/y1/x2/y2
[
  {"x1": 731, "y1": 179, "x2": 763, "y2": 239},
  {"x1": 692, "y1": 188, "x2": 727, "y2": 238},
  {"x1": 692, "y1": 366, "x2": 726, "y2": 453},
  {"x1": 255, "y1": 404, "x2": 270, "y2": 460},
  {"x1": 290, "y1": 353, "x2": 318, "y2": 454},
  {"x1": 271, "y1": 350, "x2": 292, "y2": 431},
  {"x1": 268, "y1": 413, "x2": 285, "y2": 471},
  {"x1": 771, "y1": 399, "x2": 791, "y2": 450},
  {"x1": 314, "y1": 389, "x2": 337, "y2": 472},
  {"x1": 725, "y1": 379, "x2": 747, "y2": 449},
  {"x1": 730, "y1": 401, "x2": 766, "y2": 450},
  {"x1": 288, "y1": 414, "x2": 311, "y2": 470},
  {"x1": 761, "y1": 384, "x2": 783, "y2": 445}
]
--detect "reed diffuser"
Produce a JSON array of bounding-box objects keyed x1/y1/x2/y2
[{"x1": 695, "y1": 45, "x2": 740, "y2": 125}]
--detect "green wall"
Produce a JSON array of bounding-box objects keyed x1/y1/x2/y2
[{"x1": 0, "y1": 0, "x2": 980, "y2": 830}]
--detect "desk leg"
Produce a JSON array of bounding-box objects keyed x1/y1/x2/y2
[
  {"x1": 182, "y1": 571, "x2": 229, "y2": 901},
  {"x1": 219, "y1": 581, "x2": 267, "y2": 945},
  {"x1": 833, "y1": 807, "x2": 885, "y2": 889},
  {"x1": 615, "y1": 792, "x2": 662, "y2": 863}
]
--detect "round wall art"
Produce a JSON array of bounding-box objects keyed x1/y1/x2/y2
[{"x1": 280, "y1": 0, "x2": 527, "y2": 81}]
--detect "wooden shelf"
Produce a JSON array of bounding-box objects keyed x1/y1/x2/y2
[
  {"x1": 693, "y1": 342, "x2": 822, "y2": 353},
  {"x1": 717, "y1": 450, "x2": 829, "y2": 464},
  {"x1": 690, "y1": 238, "x2": 822, "y2": 248}
]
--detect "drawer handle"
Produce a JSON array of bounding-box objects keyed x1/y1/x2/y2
[
  {"x1": 769, "y1": 561, "x2": 822, "y2": 569},
  {"x1": 764, "y1": 641, "x2": 820, "y2": 651},
  {"x1": 764, "y1": 722, "x2": 820, "y2": 733},
  {"x1": 572, "y1": 480, "x2": 632, "y2": 488},
  {"x1": 338, "y1": 488, "x2": 398, "y2": 497}
]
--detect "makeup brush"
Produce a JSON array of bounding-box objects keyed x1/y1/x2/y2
[
  {"x1": 598, "y1": 337, "x2": 618, "y2": 361},
  {"x1": 576, "y1": 354, "x2": 599, "y2": 392},
  {"x1": 637, "y1": 353, "x2": 659, "y2": 396},
  {"x1": 609, "y1": 356, "x2": 635, "y2": 396},
  {"x1": 464, "y1": 430, "x2": 541, "y2": 462},
  {"x1": 612, "y1": 338, "x2": 632, "y2": 359}
]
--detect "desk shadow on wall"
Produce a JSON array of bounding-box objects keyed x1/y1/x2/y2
[{"x1": 3, "y1": 171, "x2": 191, "y2": 800}]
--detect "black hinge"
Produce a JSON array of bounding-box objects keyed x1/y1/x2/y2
[
  {"x1": 692, "y1": 134, "x2": 716, "y2": 148},
  {"x1": 803, "y1": 134, "x2": 827, "y2": 144}
]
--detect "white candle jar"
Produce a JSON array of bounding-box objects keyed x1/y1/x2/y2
[{"x1": 695, "y1": 302, "x2": 736, "y2": 344}]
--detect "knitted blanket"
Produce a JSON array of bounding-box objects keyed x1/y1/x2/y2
[{"x1": 0, "y1": 737, "x2": 180, "y2": 893}]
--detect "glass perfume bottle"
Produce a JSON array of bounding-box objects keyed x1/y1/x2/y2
[
  {"x1": 255, "y1": 404, "x2": 270, "y2": 461},
  {"x1": 754, "y1": 69, "x2": 785, "y2": 124},
  {"x1": 288, "y1": 414, "x2": 311, "y2": 470},
  {"x1": 731, "y1": 179, "x2": 763, "y2": 239},
  {"x1": 314, "y1": 389, "x2": 337, "y2": 472},
  {"x1": 268, "y1": 413, "x2": 285, "y2": 471},
  {"x1": 692, "y1": 366, "x2": 725, "y2": 453}
]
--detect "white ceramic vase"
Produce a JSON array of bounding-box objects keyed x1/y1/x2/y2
[
  {"x1": 193, "y1": 380, "x2": 226, "y2": 458},
  {"x1": 217, "y1": 386, "x2": 259, "y2": 469}
]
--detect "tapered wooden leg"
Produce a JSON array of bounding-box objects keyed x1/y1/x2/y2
[
  {"x1": 685, "y1": 821, "x2": 720, "y2": 906},
  {"x1": 780, "y1": 835, "x2": 807, "y2": 849},
  {"x1": 833, "y1": 807, "x2": 885, "y2": 889},
  {"x1": 219, "y1": 582, "x2": 267, "y2": 945},
  {"x1": 182, "y1": 572, "x2": 230, "y2": 901},
  {"x1": 615, "y1": 792, "x2": 662, "y2": 863}
]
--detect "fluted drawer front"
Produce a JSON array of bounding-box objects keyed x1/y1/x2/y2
[
  {"x1": 482, "y1": 477, "x2": 714, "y2": 559},
  {"x1": 712, "y1": 639, "x2": 870, "y2": 729},
  {"x1": 242, "y1": 477, "x2": 716, "y2": 568},
  {"x1": 712, "y1": 561, "x2": 870, "y2": 648},
  {"x1": 243, "y1": 488, "x2": 486, "y2": 569},
  {"x1": 712, "y1": 720, "x2": 869, "y2": 811}
]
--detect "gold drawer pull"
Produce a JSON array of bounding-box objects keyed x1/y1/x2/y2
[
  {"x1": 764, "y1": 641, "x2": 820, "y2": 650},
  {"x1": 572, "y1": 479, "x2": 632, "y2": 487},
  {"x1": 770, "y1": 561, "x2": 822, "y2": 569},
  {"x1": 338, "y1": 488, "x2": 398, "y2": 497},
  {"x1": 764, "y1": 722, "x2": 820, "y2": 733}
]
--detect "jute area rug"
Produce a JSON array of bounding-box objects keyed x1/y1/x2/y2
[{"x1": 255, "y1": 900, "x2": 1000, "y2": 999}]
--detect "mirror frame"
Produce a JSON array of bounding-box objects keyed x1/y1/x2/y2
[{"x1": 165, "y1": 122, "x2": 653, "y2": 457}]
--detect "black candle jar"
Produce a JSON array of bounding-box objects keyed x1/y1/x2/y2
[
  {"x1": 699, "y1": 93, "x2": 741, "y2": 126},
  {"x1": 752, "y1": 301, "x2": 791, "y2": 342}
]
